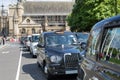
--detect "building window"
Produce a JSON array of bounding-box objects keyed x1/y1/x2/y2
[
  {"x1": 32, "y1": 28, "x2": 36, "y2": 34},
  {"x1": 27, "y1": 29, "x2": 29, "y2": 35},
  {"x1": 26, "y1": 19, "x2": 30, "y2": 23},
  {"x1": 52, "y1": 16, "x2": 55, "y2": 21},
  {"x1": 19, "y1": 29, "x2": 21, "y2": 34},
  {"x1": 22, "y1": 28, "x2": 26, "y2": 34},
  {"x1": 48, "y1": 16, "x2": 51, "y2": 21}
]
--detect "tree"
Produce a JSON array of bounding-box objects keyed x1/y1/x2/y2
[{"x1": 67, "y1": 0, "x2": 120, "y2": 32}]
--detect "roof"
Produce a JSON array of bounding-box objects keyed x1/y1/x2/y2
[
  {"x1": 23, "y1": 1, "x2": 74, "y2": 15},
  {"x1": 92, "y1": 15, "x2": 120, "y2": 30}
]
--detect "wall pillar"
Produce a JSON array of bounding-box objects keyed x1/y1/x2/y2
[{"x1": 15, "y1": 20, "x2": 19, "y2": 37}]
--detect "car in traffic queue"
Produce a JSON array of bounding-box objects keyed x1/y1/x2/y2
[
  {"x1": 30, "y1": 34, "x2": 40, "y2": 58},
  {"x1": 75, "y1": 32, "x2": 89, "y2": 57},
  {"x1": 75, "y1": 32, "x2": 89, "y2": 45},
  {"x1": 77, "y1": 15, "x2": 120, "y2": 80},
  {"x1": 20, "y1": 36, "x2": 27, "y2": 45},
  {"x1": 24, "y1": 35, "x2": 31, "y2": 50},
  {"x1": 74, "y1": 32, "x2": 89, "y2": 57},
  {"x1": 36, "y1": 31, "x2": 84, "y2": 80}
]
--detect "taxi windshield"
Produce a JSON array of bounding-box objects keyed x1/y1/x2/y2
[
  {"x1": 46, "y1": 34, "x2": 77, "y2": 46},
  {"x1": 77, "y1": 33, "x2": 89, "y2": 42},
  {"x1": 32, "y1": 35, "x2": 39, "y2": 42}
]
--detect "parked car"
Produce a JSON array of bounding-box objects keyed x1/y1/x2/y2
[
  {"x1": 20, "y1": 36, "x2": 24, "y2": 44},
  {"x1": 77, "y1": 15, "x2": 120, "y2": 80},
  {"x1": 75, "y1": 32, "x2": 89, "y2": 57},
  {"x1": 24, "y1": 35, "x2": 31, "y2": 50},
  {"x1": 36, "y1": 31, "x2": 84, "y2": 80},
  {"x1": 30, "y1": 34, "x2": 40, "y2": 58},
  {"x1": 75, "y1": 32, "x2": 89, "y2": 45},
  {"x1": 20, "y1": 36, "x2": 27, "y2": 45}
]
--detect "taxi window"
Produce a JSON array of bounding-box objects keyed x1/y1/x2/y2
[
  {"x1": 87, "y1": 28, "x2": 101, "y2": 56},
  {"x1": 100, "y1": 27, "x2": 120, "y2": 63}
]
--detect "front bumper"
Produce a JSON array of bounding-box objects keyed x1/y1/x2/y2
[
  {"x1": 47, "y1": 63, "x2": 78, "y2": 75},
  {"x1": 32, "y1": 49, "x2": 37, "y2": 55}
]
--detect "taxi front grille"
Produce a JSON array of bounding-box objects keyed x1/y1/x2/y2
[{"x1": 64, "y1": 53, "x2": 79, "y2": 68}]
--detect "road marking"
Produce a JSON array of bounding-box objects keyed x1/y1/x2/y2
[
  {"x1": 2, "y1": 51, "x2": 9, "y2": 54},
  {"x1": 15, "y1": 48, "x2": 22, "y2": 80}
]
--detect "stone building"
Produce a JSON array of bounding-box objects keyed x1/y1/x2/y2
[
  {"x1": 8, "y1": 1, "x2": 74, "y2": 37},
  {"x1": 0, "y1": 6, "x2": 9, "y2": 37}
]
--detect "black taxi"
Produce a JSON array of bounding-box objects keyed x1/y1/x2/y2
[
  {"x1": 77, "y1": 15, "x2": 120, "y2": 80},
  {"x1": 36, "y1": 31, "x2": 84, "y2": 80}
]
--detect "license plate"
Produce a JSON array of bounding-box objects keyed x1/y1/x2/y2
[{"x1": 65, "y1": 70, "x2": 77, "y2": 74}]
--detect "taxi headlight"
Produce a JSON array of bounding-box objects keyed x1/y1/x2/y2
[
  {"x1": 33, "y1": 47, "x2": 37, "y2": 50},
  {"x1": 34, "y1": 48, "x2": 37, "y2": 51},
  {"x1": 33, "y1": 46, "x2": 37, "y2": 52},
  {"x1": 50, "y1": 56, "x2": 62, "y2": 63}
]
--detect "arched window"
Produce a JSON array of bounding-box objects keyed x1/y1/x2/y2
[
  {"x1": 26, "y1": 19, "x2": 30, "y2": 23},
  {"x1": 22, "y1": 28, "x2": 26, "y2": 34},
  {"x1": 19, "y1": 29, "x2": 21, "y2": 33},
  {"x1": 32, "y1": 28, "x2": 35, "y2": 34}
]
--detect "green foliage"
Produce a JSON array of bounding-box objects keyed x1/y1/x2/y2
[
  {"x1": 110, "y1": 58, "x2": 120, "y2": 65},
  {"x1": 109, "y1": 48, "x2": 118, "y2": 56},
  {"x1": 67, "y1": 0, "x2": 120, "y2": 32}
]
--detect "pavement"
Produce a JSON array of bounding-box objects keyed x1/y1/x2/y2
[
  {"x1": 99, "y1": 60, "x2": 120, "y2": 75},
  {"x1": 0, "y1": 40, "x2": 20, "y2": 49},
  {"x1": 0, "y1": 43, "x2": 7, "y2": 49}
]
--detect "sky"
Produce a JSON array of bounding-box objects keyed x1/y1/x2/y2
[
  {"x1": 0, "y1": 0, "x2": 72, "y2": 9},
  {"x1": 0, "y1": 0, "x2": 17, "y2": 9}
]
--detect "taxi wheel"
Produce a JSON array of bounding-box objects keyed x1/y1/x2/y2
[
  {"x1": 37, "y1": 62, "x2": 41, "y2": 67},
  {"x1": 43, "y1": 64, "x2": 52, "y2": 80}
]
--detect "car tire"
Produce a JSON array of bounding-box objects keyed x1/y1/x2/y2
[
  {"x1": 27, "y1": 47, "x2": 30, "y2": 51},
  {"x1": 43, "y1": 64, "x2": 52, "y2": 80},
  {"x1": 32, "y1": 55, "x2": 35, "y2": 58},
  {"x1": 30, "y1": 50, "x2": 36, "y2": 58},
  {"x1": 37, "y1": 62, "x2": 41, "y2": 68},
  {"x1": 30, "y1": 49, "x2": 32, "y2": 54}
]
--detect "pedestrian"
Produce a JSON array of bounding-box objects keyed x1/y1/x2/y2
[
  {"x1": 99, "y1": 53, "x2": 103, "y2": 60},
  {"x1": 106, "y1": 53, "x2": 110, "y2": 61},
  {"x1": 96, "y1": 53, "x2": 99, "y2": 61},
  {"x1": 2, "y1": 37, "x2": 6, "y2": 45},
  {"x1": 0, "y1": 36, "x2": 2, "y2": 45}
]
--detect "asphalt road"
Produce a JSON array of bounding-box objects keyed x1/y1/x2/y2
[
  {"x1": 0, "y1": 42, "x2": 77, "y2": 80},
  {"x1": 0, "y1": 42, "x2": 20, "y2": 80}
]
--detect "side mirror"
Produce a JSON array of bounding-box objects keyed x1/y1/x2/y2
[
  {"x1": 81, "y1": 42, "x2": 87, "y2": 50},
  {"x1": 37, "y1": 43, "x2": 44, "y2": 48}
]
